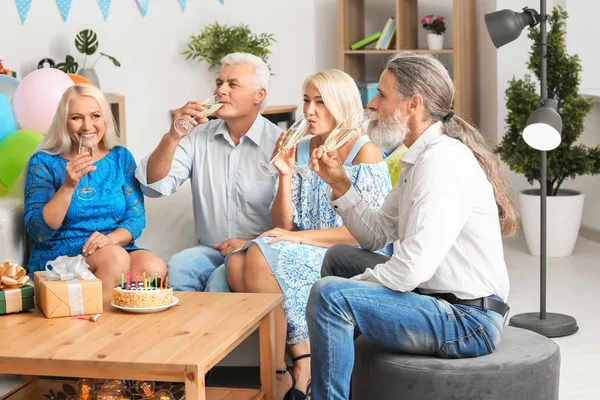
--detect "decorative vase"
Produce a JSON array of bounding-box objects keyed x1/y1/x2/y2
[
  {"x1": 77, "y1": 68, "x2": 100, "y2": 88},
  {"x1": 519, "y1": 188, "x2": 585, "y2": 257},
  {"x1": 427, "y1": 33, "x2": 444, "y2": 50}
]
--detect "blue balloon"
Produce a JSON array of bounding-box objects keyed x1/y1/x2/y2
[
  {"x1": 0, "y1": 93, "x2": 17, "y2": 143},
  {"x1": 0, "y1": 75, "x2": 19, "y2": 100}
]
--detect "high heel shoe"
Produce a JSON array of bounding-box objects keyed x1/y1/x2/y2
[{"x1": 283, "y1": 354, "x2": 311, "y2": 400}]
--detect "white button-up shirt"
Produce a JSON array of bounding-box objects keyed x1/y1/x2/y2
[
  {"x1": 136, "y1": 115, "x2": 283, "y2": 246},
  {"x1": 330, "y1": 122, "x2": 510, "y2": 301}
]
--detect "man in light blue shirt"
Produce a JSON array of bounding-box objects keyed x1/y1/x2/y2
[{"x1": 136, "y1": 53, "x2": 283, "y2": 292}]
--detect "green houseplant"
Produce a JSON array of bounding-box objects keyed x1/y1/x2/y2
[
  {"x1": 182, "y1": 22, "x2": 276, "y2": 71},
  {"x1": 56, "y1": 29, "x2": 121, "y2": 88},
  {"x1": 497, "y1": 6, "x2": 600, "y2": 256}
]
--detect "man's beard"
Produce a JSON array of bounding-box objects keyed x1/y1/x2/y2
[{"x1": 366, "y1": 109, "x2": 409, "y2": 149}]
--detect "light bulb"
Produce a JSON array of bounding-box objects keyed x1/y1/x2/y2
[
  {"x1": 76, "y1": 378, "x2": 95, "y2": 400},
  {"x1": 135, "y1": 380, "x2": 156, "y2": 397},
  {"x1": 154, "y1": 389, "x2": 176, "y2": 400}
]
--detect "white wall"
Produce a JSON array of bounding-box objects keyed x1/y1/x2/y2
[{"x1": 0, "y1": 0, "x2": 316, "y2": 160}]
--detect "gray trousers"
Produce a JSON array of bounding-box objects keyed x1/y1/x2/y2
[{"x1": 321, "y1": 244, "x2": 390, "y2": 278}]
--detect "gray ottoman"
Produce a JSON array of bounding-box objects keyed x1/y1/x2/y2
[{"x1": 352, "y1": 326, "x2": 560, "y2": 400}]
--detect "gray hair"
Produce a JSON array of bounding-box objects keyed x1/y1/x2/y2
[
  {"x1": 221, "y1": 52, "x2": 270, "y2": 111},
  {"x1": 385, "y1": 53, "x2": 519, "y2": 236}
]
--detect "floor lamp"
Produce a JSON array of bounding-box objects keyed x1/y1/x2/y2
[{"x1": 484, "y1": 0, "x2": 578, "y2": 337}]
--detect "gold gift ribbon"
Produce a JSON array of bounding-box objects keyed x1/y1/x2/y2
[
  {"x1": 0, "y1": 262, "x2": 30, "y2": 288},
  {"x1": 4, "y1": 288, "x2": 22, "y2": 314}
]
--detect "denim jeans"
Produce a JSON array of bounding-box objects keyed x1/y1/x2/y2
[
  {"x1": 167, "y1": 244, "x2": 231, "y2": 292},
  {"x1": 306, "y1": 245, "x2": 505, "y2": 400}
]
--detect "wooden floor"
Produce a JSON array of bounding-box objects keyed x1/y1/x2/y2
[{"x1": 1, "y1": 233, "x2": 599, "y2": 399}]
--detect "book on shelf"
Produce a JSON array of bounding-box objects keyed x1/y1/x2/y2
[
  {"x1": 350, "y1": 31, "x2": 382, "y2": 50},
  {"x1": 375, "y1": 17, "x2": 394, "y2": 49},
  {"x1": 378, "y1": 17, "x2": 396, "y2": 50}
]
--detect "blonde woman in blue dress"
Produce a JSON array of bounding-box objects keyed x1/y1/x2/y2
[{"x1": 226, "y1": 69, "x2": 392, "y2": 400}]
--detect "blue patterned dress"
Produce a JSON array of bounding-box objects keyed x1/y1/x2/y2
[
  {"x1": 238, "y1": 136, "x2": 393, "y2": 345},
  {"x1": 24, "y1": 146, "x2": 145, "y2": 275}
]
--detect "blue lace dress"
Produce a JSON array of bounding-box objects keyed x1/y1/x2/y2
[
  {"x1": 238, "y1": 136, "x2": 393, "y2": 345},
  {"x1": 24, "y1": 146, "x2": 145, "y2": 275}
]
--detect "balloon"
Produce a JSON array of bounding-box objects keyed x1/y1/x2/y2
[
  {"x1": 0, "y1": 93, "x2": 17, "y2": 143},
  {"x1": 13, "y1": 68, "x2": 73, "y2": 134},
  {"x1": 0, "y1": 74, "x2": 19, "y2": 100},
  {"x1": 0, "y1": 129, "x2": 43, "y2": 190},
  {"x1": 0, "y1": 181, "x2": 9, "y2": 197},
  {"x1": 68, "y1": 73, "x2": 91, "y2": 85}
]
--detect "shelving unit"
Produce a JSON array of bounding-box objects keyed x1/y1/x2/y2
[{"x1": 338, "y1": 0, "x2": 477, "y2": 122}]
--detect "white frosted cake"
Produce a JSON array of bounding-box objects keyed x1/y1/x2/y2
[{"x1": 113, "y1": 282, "x2": 173, "y2": 308}]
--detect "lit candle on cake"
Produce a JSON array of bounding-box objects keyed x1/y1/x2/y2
[
  {"x1": 154, "y1": 271, "x2": 158, "y2": 287},
  {"x1": 126, "y1": 271, "x2": 131, "y2": 290}
]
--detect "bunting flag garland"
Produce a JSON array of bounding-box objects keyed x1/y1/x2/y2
[
  {"x1": 10, "y1": 0, "x2": 229, "y2": 23},
  {"x1": 136, "y1": 0, "x2": 149, "y2": 17},
  {"x1": 55, "y1": 0, "x2": 73, "y2": 22},
  {"x1": 96, "y1": 0, "x2": 112, "y2": 21},
  {"x1": 14, "y1": 0, "x2": 32, "y2": 24}
]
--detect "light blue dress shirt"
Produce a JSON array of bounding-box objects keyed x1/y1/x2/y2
[{"x1": 136, "y1": 115, "x2": 283, "y2": 247}]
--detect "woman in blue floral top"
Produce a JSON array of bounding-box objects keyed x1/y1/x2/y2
[
  {"x1": 24, "y1": 84, "x2": 165, "y2": 288},
  {"x1": 226, "y1": 70, "x2": 392, "y2": 400}
]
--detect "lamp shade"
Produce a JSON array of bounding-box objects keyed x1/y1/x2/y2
[
  {"x1": 485, "y1": 9, "x2": 538, "y2": 48},
  {"x1": 523, "y1": 99, "x2": 562, "y2": 151}
]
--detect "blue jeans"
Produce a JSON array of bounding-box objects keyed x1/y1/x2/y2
[
  {"x1": 167, "y1": 245, "x2": 231, "y2": 292},
  {"x1": 306, "y1": 245, "x2": 505, "y2": 400}
]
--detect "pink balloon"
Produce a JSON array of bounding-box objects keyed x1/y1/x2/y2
[{"x1": 13, "y1": 68, "x2": 73, "y2": 135}]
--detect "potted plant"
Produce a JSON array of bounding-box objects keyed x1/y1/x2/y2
[
  {"x1": 421, "y1": 15, "x2": 446, "y2": 50},
  {"x1": 182, "y1": 22, "x2": 275, "y2": 71},
  {"x1": 497, "y1": 6, "x2": 600, "y2": 257},
  {"x1": 56, "y1": 29, "x2": 121, "y2": 88}
]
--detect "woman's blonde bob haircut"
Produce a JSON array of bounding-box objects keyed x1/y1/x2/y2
[
  {"x1": 37, "y1": 84, "x2": 121, "y2": 155},
  {"x1": 302, "y1": 69, "x2": 364, "y2": 135}
]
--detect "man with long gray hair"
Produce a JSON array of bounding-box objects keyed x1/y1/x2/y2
[
  {"x1": 136, "y1": 52, "x2": 282, "y2": 292},
  {"x1": 306, "y1": 53, "x2": 519, "y2": 400}
]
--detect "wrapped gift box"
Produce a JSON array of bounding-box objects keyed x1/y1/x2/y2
[
  {"x1": 0, "y1": 285, "x2": 34, "y2": 315},
  {"x1": 34, "y1": 271, "x2": 103, "y2": 318}
]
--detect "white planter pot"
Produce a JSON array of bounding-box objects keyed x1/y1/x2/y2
[
  {"x1": 78, "y1": 68, "x2": 100, "y2": 88},
  {"x1": 427, "y1": 33, "x2": 443, "y2": 50},
  {"x1": 519, "y1": 189, "x2": 584, "y2": 257}
]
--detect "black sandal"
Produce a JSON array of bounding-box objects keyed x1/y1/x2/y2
[{"x1": 283, "y1": 354, "x2": 311, "y2": 400}]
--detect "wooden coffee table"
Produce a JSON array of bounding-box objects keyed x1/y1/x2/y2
[{"x1": 0, "y1": 291, "x2": 282, "y2": 400}]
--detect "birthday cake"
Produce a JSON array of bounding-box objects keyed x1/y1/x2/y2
[{"x1": 113, "y1": 281, "x2": 173, "y2": 308}]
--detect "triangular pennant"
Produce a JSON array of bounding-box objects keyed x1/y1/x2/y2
[
  {"x1": 219, "y1": 0, "x2": 224, "y2": 4},
  {"x1": 136, "y1": 0, "x2": 149, "y2": 16},
  {"x1": 178, "y1": 0, "x2": 186, "y2": 12},
  {"x1": 55, "y1": 0, "x2": 73, "y2": 22},
  {"x1": 96, "y1": 0, "x2": 112, "y2": 20},
  {"x1": 15, "y1": 0, "x2": 32, "y2": 24}
]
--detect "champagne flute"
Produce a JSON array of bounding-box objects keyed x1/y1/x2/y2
[
  {"x1": 305, "y1": 109, "x2": 369, "y2": 176},
  {"x1": 173, "y1": 94, "x2": 223, "y2": 136},
  {"x1": 259, "y1": 116, "x2": 310, "y2": 177},
  {"x1": 77, "y1": 136, "x2": 96, "y2": 201},
  {"x1": 323, "y1": 108, "x2": 369, "y2": 152}
]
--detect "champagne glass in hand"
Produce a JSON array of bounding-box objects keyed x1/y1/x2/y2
[
  {"x1": 323, "y1": 108, "x2": 369, "y2": 152},
  {"x1": 77, "y1": 136, "x2": 96, "y2": 201},
  {"x1": 259, "y1": 116, "x2": 310, "y2": 177},
  {"x1": 173, "y1": 94, "x2": 223, "y2": 136}
]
